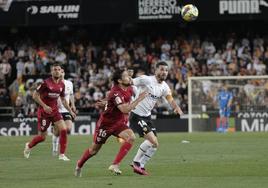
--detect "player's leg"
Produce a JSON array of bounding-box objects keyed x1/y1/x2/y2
[
  {"x1": 218, "y1": 109, "x2": 224, "y2": 132},
  {"x1": 139, "y1": 132, "x2": 158, "y2": 168},
  {"x1": 52, "y1": 116, "x2": 72, "y2": 156},
  {"x1": 52, "y1": 124, "x2": 60, "y2": 156},
  {"x1": 109, "y1": 128, "x2": 135, "y2": 175},
  {"x1": 75, "y1": 143, "x2": 102, "y2": 177},
  {"x1": 130, "y1": 114, "x2": 157, "y2": 172},
  {"x1": 75, "y1": 121, "x2": 110, "y2": 177},
  {"x1": 131, "y1": 131, "x2": 157, "y2": 176},
  {"x1": 129, "y1": 113, "x2": 148, "y2": 166},
  {"x1": 54, "y1": 119, "x2": 69, "y2": 161},
  {"x1": 65, "y1": 119, "x2": 73, "y2": 133},
  {"x1": 224, "y1": 108, "x2": 231, "y2": 132},
  {"x1": 24, "y1": 131, "x2": 47, "y2": 158},
  {"x1": 24, "y1": 112, "x2": 50, "y2": 158}
]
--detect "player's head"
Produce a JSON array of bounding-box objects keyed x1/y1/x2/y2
[
  {"x1": 51, "y1": 63, "x2": 62, "y2": 79},
  {"x1": 155, "y1": 61, "x2": 169, "y2": 82},
  {"x1": 222, "y1": 84, "x2": 228, "y2": 91},
  {"x1": 113, "y1": 69, "x2": 131, "y2": 87}
]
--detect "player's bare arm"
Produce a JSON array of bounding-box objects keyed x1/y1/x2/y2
[
  {"x1": 117, "y1": 91, "x2": 148, "y2": 113},
  {"x1": 32, "y1": 90, "x2": 52, "y2": 114},
  {"x1": 166, "y1": 94, "x2": 183, "y2": 115},
  {"x1": 95, "y1": 98, "x2": 108, "y2": 108},
  {"x1": 70, "y1": 93, "x2": 77, "y2": 113},
  {"x1": 61, "y1": 97, "x2": 76, "y2": 119}
]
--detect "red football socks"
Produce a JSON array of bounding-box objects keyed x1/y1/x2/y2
[
  {"x1": 77, "y1": 149, "x2": 93, "y2": 168},
  {"x1": 113, "y1": 142, "x2": 132, "y2": 165},
  {"x1": 28, "y1": 135, "x2": 45, "y2": 148},
  {"x1": 59, "y1": 129, "x2": 67, "y2": 154}
]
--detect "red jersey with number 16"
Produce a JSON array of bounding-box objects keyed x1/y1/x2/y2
[
  {"x1": 36, "y1": 77, "x2": 65, "y2": 112},
  {"x1": 100, "y1": 85, "x2": 133, "y2": 125}
]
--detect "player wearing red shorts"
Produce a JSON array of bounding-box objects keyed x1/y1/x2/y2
[
  {"x1": 23, "y1": 63, "x2": 76, "y2": 161},
  {"x1": 74, "y1": 69, "x2": 147, "y2": 177}
]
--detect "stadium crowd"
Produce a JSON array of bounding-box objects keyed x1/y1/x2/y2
[{"x1": 0, "y1": 27, "x2": 268, "y2": 117}]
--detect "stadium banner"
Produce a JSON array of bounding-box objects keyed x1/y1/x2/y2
[
  {"x1": 236, "y1": 112, "x2": 268, "y2": 132},
  {"x1": 0, "y1": 0, "x2": 268, "y2": 26},
  {"x1": 0, "y1": 116, "x2": 96, "y2": 136},
  {"x1": 0, "y1": 115, "x2": 188, "y2": 136},
  {"x1": 136, "y1": 0, "x2": 268, "y2": 22},
  {"x1": 25, "y1": 0, "x2": 82, "y2": 25}
]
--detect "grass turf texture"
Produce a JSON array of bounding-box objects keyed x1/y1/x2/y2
[{"x1": 1, "y1": 132, "x2": 268, "y2": 188}]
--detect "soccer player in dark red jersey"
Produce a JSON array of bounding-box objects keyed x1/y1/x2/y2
[
  {"x1": 75, "y1": 69, "x2": 147, "y2": 177},
  {"x1": 23, "y1": 63, "x2": 76, "y2": 161}
]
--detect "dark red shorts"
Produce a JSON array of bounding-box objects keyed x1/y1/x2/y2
[
  {"x1": 93, "y1": 118, "x2": 129, "y2": 144},
  {"x1": 37, "y1": 108, "x2": 63, "y2": 132}
]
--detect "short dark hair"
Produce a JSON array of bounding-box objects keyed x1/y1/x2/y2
[
  {"x1": 112, "y1": 69, "x2": 125, "y2": 84},
  {"x1": 51, "y1": 62, "x2": 63, "y2": 69},
  {"x1": 156, "y1": 61, "x2": 168, "y2": 68}
]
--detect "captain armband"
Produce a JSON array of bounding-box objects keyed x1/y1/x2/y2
[{"x1": 166, "y1": 95, "x2": 174, "y2": 102}]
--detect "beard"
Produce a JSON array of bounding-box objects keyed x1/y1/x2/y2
[
  {"x1": 52, "y1": 75, "x2": 60, "y2": 79},
  {"x1": 122, "y1": 82, "x2": 131, "y2": 87},
  {"x1": 158, "y1": 75, "x2": 167, "y2": 81}
]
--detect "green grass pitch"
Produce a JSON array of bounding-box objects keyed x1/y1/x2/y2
[{"x1": 1, "y1": 132, "x2": 268, "y2": 188}]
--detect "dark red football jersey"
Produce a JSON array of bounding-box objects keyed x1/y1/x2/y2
[
  {"x1": 100, "y1": 85, "x2": 133, "y2": 125},
  {"x1": 36, "y1": 77, "x2": 65, "y2": 111}
]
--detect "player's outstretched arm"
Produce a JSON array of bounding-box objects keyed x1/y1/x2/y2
[
  {"x1": 32, "y1": 90, "x2": 52, "y2": 113},
  {"x1": 95, "y1": 98, "x2": 107, "y2": 108},
  {"x1": 117, "y1": 91, "x2": 148, "y2": 114},
  {"x1": 70, "y1": 93, "x2": 77, "y2": 113},
  {"x1": 166, "y1": 94, "x2": 183, "y2": 116},
  {"x1": 61, "y1": 97, "x2": 76, "y2": 119}
]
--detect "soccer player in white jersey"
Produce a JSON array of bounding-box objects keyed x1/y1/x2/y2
[
  {"x1": 130, "y1": 61, "x2": 183, "y2": 175},
  {"x1": 52, "y1": 69, "x2": 76, "y2": 156}
]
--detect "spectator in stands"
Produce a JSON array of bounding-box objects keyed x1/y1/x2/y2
[
  {"x1": 16, "y1": 58, "x2": 25, "y2": 78},
  {"x1": 0, "y1": 27, "x2": 266, "y2": 117}
]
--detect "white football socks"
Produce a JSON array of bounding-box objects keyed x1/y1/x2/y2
[
  {"x1": 52, "y1": 135, "x2": 59, "y2": 153},
  {"x1": 139, "y1": 147, "x2": 157, "y2": 168},
  {"x1": 133, "y1": 140, "x2": 153, "y2": 165}
]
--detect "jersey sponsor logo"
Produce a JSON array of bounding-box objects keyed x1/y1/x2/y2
[
  {"x1": 149, "y1": 93, "x2": 161, "y2": 100},
  {"x1": 219, "y1": 0, "x2": 268, "y2": 14},
  {"x1": 48, "y1": 93, "x2": 60, "y2": 98}
]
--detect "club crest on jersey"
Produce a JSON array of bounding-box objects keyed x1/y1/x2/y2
[
  {"x1": 115, "y1": 96, "x2": 122, "y2": 104},
  {"x1": 149, "y1": 93, "x2": 160, "y2": 100}
]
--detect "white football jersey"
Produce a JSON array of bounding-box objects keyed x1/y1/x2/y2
[
  {"x1": 58, "y1": 79, "x2": 74, "y2": 113},
  {"x1": 132, "y1": 75, "x2": 171, "y2": 117}
]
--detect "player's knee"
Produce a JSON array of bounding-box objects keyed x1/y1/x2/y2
[
  {"x1": 151, "y1": 141, "x2": 159, "y2": 148},
  {"x1": 60, "y1": 128, "x2": 67, "y2": 133},
  {"x1": 91, "y1": 148, "x2": 99, "y2": 155},
  {"x1": 53, "y1": 130, "x2": 60, "y2": 137},
  {"x1": 126, "y1": 135, "x2": 136, "y2": 144}
]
